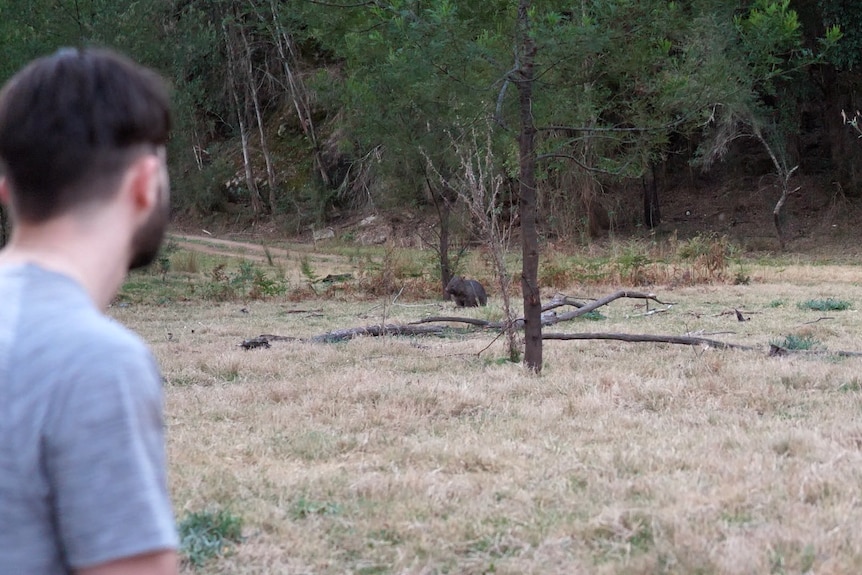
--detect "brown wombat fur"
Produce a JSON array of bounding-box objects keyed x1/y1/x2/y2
[{"x1": 445, "y1": 276, "x2": 488, "y2": 307}]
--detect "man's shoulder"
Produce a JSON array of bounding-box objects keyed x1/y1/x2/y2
[
  {"x1": 2, "y1": 264, "x2": 155, "y2": 384},
  {"x1": 4, "y1": 264, "x2": 144, "y2": 347}
]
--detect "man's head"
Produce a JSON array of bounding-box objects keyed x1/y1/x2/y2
[{"x1": 0, "y1": 47, "x2": 172, "y2": 269}]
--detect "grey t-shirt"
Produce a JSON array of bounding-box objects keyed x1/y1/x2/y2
[{"x1": 0, "y1": 264, "x2": 178, "y2": 573}]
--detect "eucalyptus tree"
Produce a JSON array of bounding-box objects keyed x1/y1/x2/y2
[{"x1": 297, "y1": 0, "x2": 748, "y2": 371}]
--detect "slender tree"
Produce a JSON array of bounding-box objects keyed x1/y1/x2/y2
[{"x1": 513, "y1": 0, "x2": 542, "y2": 372}]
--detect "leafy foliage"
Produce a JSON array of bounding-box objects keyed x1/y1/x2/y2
[
  {"x1": 0, "y1": 0, "x2": 851, "y2": 234},
  {"x1": 818, "y1": 0, "x2": 861, "y2": 70}
]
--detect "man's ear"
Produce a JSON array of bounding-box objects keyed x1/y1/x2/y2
[
  {"x1": 0, "y1": 178, "x2": 10, "y2": 207},
  {"x1": 126, "y1": 155, "x2": 161, "y2": 214}
]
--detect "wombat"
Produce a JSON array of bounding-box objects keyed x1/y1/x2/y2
[{"x1": 445, "y1": 275, "x2": 487, "y2": 307}]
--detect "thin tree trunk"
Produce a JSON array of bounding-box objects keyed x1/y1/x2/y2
[
  {"x1": 223, "y1": 21, "x2": 261, "y2": 216},
  {"x1": 438, "y1": 193, "x2": 452, "y2": 293},
  {"x1": 643, "y1": 161, "x2": 661, "y2": 228},
  {"x1": 239, "y1": 23, "x2": 277, "y2": 212},
  {"x1": 268, "y1": 0, "x2": 330, "y2": 187},
  {"x1": 754, "y1": 129, "x2": 797, "y2": 251},
  {"x1": 516, "y1": 0, "x2": 542, "y2": 373}
]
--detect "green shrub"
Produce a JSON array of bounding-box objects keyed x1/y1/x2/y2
[{"x1": 203, "y1": 261, "x2": 288, "y2": 301}]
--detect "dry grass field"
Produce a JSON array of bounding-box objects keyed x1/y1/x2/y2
[{"x1": 115, "y1": 236, "x2": 862, "y2": 574}]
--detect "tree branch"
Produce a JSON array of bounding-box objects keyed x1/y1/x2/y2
[
  {"x1": 542, "y1": 332, "x2": 756, "y2": 351},
  {"x1": 545, "y1": 290, "x2": 675, "y2": 325}
]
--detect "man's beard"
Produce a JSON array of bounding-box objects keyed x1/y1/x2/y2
[{"x1": 128, "y1": 181, "x2": 170, "y2": 271}]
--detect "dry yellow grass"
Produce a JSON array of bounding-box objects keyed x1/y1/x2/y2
[{"x1": 114, "y1": 264, "x2": 862, "y2": 574}]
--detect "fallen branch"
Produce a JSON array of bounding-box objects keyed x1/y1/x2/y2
[
  {"x1": 309, "y1": 324, "x2": 450, "y2": 343},
  {"x1": 411, "y1": 316, "x2": 496, "y2": 328},
  {"x1": 241, "y1": 325, "x2": 456, "y2": 348},
  {"x1": 768, "y1": 344, "x2": 862, "y2": 358},
  {"x1": 542, "y1": 294, "x2": 586, "y2": 312},
  {"x1": 799, "y1": 317, "x2": 834, "y2": 326},
  {"x1": 243, "y1": 290, "x2": 680, "y2": 348},
  {"x1": 543, "y1": 331, "x2": 756, "y2": 351},
  {"x1": 280, "y1": 308, "x2": 323, "y2": 314},
  {"x1": 545, "y1": 290, "x2": 675, "y2": 325},
  {"x1": 240, "y1": 334, "x2": 298, "y2": 349}
]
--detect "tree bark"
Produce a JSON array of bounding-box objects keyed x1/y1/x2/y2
[
  {"x1": 426, "y1": 175, "x2": 457, "y2": 295},
  {"x1": 515, "y1": 0, "x2": 542, "y2": 373},
  {"x1": 438, "y1": 193, "x2": 452, "y2": 293},
  {"x1": 543, "y1": 332, "x2": 756, "y2": 351},
  {"x1": 240, "y1": 23, "x2": 277, "y2": 212},
  {"x1": 642, "y1": 162, "x2": 661, "y2": 228},
  {"x1": 268, "y1": 0, "x2": 330, "y2": 187},
  {"x1": 223, "y1": 21, "x2": 262, "y2": 216}
]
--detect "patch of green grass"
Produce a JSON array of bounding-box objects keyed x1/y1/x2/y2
[
  {"x1": 172, "y1": 250, "x2": 200, "y2": 274},
  {"x1": 578, "y1": 310, "x2": 606, "y2": 321},
  {"x1": 613, "y1": 245, "x2": 651, "y2": 284},
  {"x1": 117, "y1": 273, "x2": 193, "y2": 304},
  {"x1": 262, "y1": 244, "x2": 274, "y2": 266},
  {"x1": 797, "y1": 298, "x2": 851, "y2": 311},
  {"x1": 300, "y1": 256, "x2": 319, "y2": 282},
  {"x1": 801, "y1": 544, "x2": 816, "y2": 572},
  {"x1": 486, "y1": 356, "x2": 517, "y2": 366},
  {"x1": 771, "y1": 334, "x2": 819, "y2": 351},
  {"x1": 768, "y1": 299, "x2": 785, "y2": 308},
  {"x1": 838, "y1": 379, "x2": 862, "y2": 392},
  {"x1": 289, "y1": 495, "x2": 343, "y2": 519},
  {"x1": 720, "y1": 509, "x2": 754, "y2": 526},
  {"x1": 627, "y1": 517, "x2": 655, "y2": 552},
  {"x1": 178, "y1": 508, "x2": 244, "y2": 568}
]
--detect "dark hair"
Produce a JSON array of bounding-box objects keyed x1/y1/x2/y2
[{"x1": 0, "y1": 47, "x2": 171, "y2": 222}]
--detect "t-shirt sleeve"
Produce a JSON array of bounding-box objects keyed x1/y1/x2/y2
[{"x1": 44, "y1": 342, "x2": 178, "y2": 569}]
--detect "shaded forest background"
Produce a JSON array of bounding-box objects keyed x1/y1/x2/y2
[{"x1": 1, "y1": 0, "x2": 862, "y2": 249}]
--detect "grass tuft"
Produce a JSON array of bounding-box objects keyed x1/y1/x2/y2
[
  {"x1": 771, "y1": 333, "x2": 820, "y2": 350},
  {"x1": 797, "y1": 298, "x2": 851, "y2": 311},
  {"x1": 178, "y1": 508, "x2": 244, "y2": 568},
  {"x1": 172, "y1": 250, "x2": 200, "y2": 274},
  {"x1": 289, "y1": 495, "x2": 343, "y2": 520}
]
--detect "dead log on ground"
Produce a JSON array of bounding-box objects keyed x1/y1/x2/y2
[
  {"x1": 768, "y1": 344, "x2": 862, "y2": 358},
  {"x1": 543, "y1": 332, "x2": 756, "y2": 351},
  {"x1": 546, "y1": 290, "x2": 675, "y2": 325},
  {"x1": 410, "y1": 316, "x2": 495, "y2": 328},
  {"x1": 242, "y1": 290, "x2": 682, "y2": 347},
  {"x1": 411, "y1": 290, "x2": 675, "y2": 330},
  {"x1": 241, "y1": 334, "x2": 298, "y2": 349},
  {"x1": 542, "y1": 295, "x2": 585, "y2": 312},
  {"x1": 309, "y1": 324, "x2": 449, "y2": 343},
  {"x1": 241, "y1": 325, "x2": 455, "y2": 347}
]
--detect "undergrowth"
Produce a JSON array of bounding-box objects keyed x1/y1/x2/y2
[
  {"x1": 128, "y1": 234, "x2": 747, "y2": 303},
  {"x1": 539, "y1": 233, "x2": 743, "y2": 288}
]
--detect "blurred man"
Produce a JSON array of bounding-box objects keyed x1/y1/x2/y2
[{"x1": 0, "y1": 48, "x2": 178, "y2": 575}]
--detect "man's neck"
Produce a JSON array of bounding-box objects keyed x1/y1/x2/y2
[{"x1": 0, "y1": 220, "x2": 129, "y2": 310}]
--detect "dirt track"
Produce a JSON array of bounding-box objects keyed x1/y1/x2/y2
[
  {"x1": 171, "y1": 233, "x2": 351, "y2": 261},
  {"x1": 168, "y1": 232, "x2": 359, "y2": 280}
]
